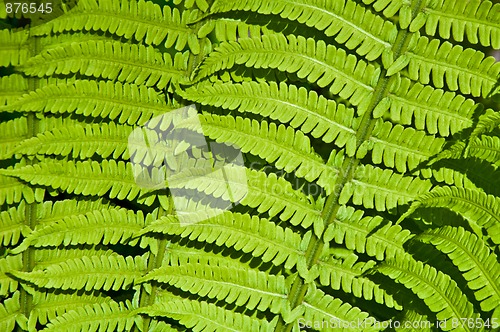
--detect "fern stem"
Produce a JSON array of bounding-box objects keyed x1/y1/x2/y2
[{"x1": 275, "y1": 1, "x2": 426, "y2": 330}]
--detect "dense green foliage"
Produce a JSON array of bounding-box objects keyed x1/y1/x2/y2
[{"x1": 0, "y1": 0, "x2": 499, "y2": 331}]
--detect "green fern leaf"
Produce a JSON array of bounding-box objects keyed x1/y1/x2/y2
[
  {"x1": 20, "y1": 41, "x2": 189, "y2": 90},
  {"x1": 0, "y1": 292, "x2": 28, "y2": 331},
  {"x1": 369, "y1": 121, "x2": 445, "y2": 172},
  {"x1": 471, "y1": 108, "x2": 500, "y2": 137},
  {"x1": 194, "y1": 34, "x2": 379, "y2": 113},
  {"x1": 0, "y1": 202, "x2": 30, "y2": 246},
  {"x1": 0, "y1": 255, "x2": 21, "y2": 296},
  {"x1": 325, "y1": 206, "x2": 413, "y2": 260},
  {"x1": 10, "y1": 254, "x2": 147, "y2": 291},
  {"x1": 415, "y1": 226, "x2": 500, "y2": 312},
  {"x1": 40, "y1": 300, "x2": 138, "y2": 332},
  {"x1": 140, "y1": 296, "x2": 277, "y2": 332},
  {"x1": 182, "y1": 114, "x2": 338, "y2": 194},
  {"x1": 0, "y1": 74, "x2": 28, "y2": 106},
  {"x1": 0, "y1": 117, "x2": 28, "y2": 160},
  {"x1": 210, "y1": 0, "x2": 397, "y2": 61},
  {"x1": 0, "y1": 29, "x2": 29, "y2": 67},
  {"x1": 407, "y1": 36, "x2": 500, "y2": 97},
  {"x1": 29, "y1": 290, "x2": 111, "y2": 331},
  {"x1": 421, "y1": 0, "x2": 500, "y2": 49},
  {"x1": 11, "y1": 207, "x2": 148, "y2": 254},
  {"x1": 376, "y1": 254, "x2": 480, "y2": 330},
  {"x1": 33, "y1": 0, "x2": 201, "y2": 54},
  {"x1": 432, "y1": 135, "x2": 500, "y2": 167},
  {"x1": 401, "y1": 186, "x2": 500, "y2": 243},
  {"x1": 0, "y1": 173, "x2": 41, "y2": 205},
  {"x1": 317, "y1": 254, "x2": 402, "y2": 309},
  {"x1": 140, "y1": 210, "x2": 307, "y2": 270},
  {"x1": 178, "y1": 80, "x2": 359, "y2": 148},
  {"x1": 0, "y1": 159, "x2": 158, "y2": 205},
  {"x1": 339, "y1": 164, "x2": 432, "y2": 211},
  {"x1": 384, "y1": 77, "x2": 475, "y2": 136},
  {"x1": 140, "y1": 263, "x2": 288, "y2": 314},
  {"x1": 33, "y1": 247, "x2": 119, "y2": 271},
  {"x1": 1, "y1": 80, "x2": 176, "y2": 125}
]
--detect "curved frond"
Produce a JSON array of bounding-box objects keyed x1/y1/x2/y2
[
  {"x1": 383, "y1": 77, "x2": 475, "y2": 136},
  {"x1": 471, "y1": 109, "x2": 500, "y2": 137},
  {"x1": 194, "y1": 34, "x2": 379, "y2": 112},
  {"x1": 210, "y1": 0, "x2": 397, "y2": 60},
  {"x1": 140, "y1": 297, "x2": 277, "y2": 332},
  {"x1": 33, "y1": 0, "x2": 201, "y2": 54},
  {"x1": 139, "y1": 263, "x2": 288, "y2": 314},
  {"x1": 0, "y1": 173, "x2": 41, "y2": 205},
  {"x1": 407, "y1": 36, "x2": 500, "y2": 97},
  {"x1": 325, "y1": 206, "x2": 413, "y2": 260},
  {"x1": 10, "y1": 255, "x2": 147, "y2": 291},
  {"x1": 178, "y1": 80, "x2": 359, "y2": 148},
  {"x1": 432, "y1": 135, "x2": 500, "y2": 167},
  {"x1": 33, "y1": 247, "x2": 118, "y2": 271},
  {"x1": 416, "y1": 226, "x2": 500, "y2": 312},
  {"x1": 20, "y1": 41, "x2": 189, "y2": 90},
  {"x1": 1, "y1": 80, "x2": 175, "y2": 125},
  {"x1": 11, "y1": 208, "x2": 147, "y2": 254},
  {"x1": 0, "y1": 117, "x2": 28, "y2": 159},
  {"x1": 401, "y1": 186, "x2": 500, "y2": 243},
  {"x1": 368, "y1": 121, "x2": 445, "y2": 172},
  {"x1": 183, "y1": 114, "x2": 338, "y2": 193},
  {"x1": 339, "y1": 165, "x2": 433, "y2": 212},
  {"x1": 420, "y1": 0, "x2": 500, "y2": 49},
  {"x1": 140, "y1": 210, "x2": 307, "y2": 269},
  {"x1": 318, "y1": 254, "x2": 402, "y2": 309},
  {"x1": 40, "y1": 300, "x2": 137, "y2": 332},
  {"x1": 0, "y1": 29, "x2": 29, "y2": 67},
  {"x1": 376, "y1": 254, "x2": 480, "y2": 329}
]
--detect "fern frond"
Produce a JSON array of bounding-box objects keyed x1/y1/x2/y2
[
  {"x1": 0, "y1": 117, "x2": 28, "y2": 159},
  {"x1": 415, "y1": 226, "x2": 500, "y2": 312},
  {"x1": 33, "y1": 247, "x2": 118, "y2": 271},
  {"x1": 35, "y1": 198, "x2": 111, "y2": 227},
  {"x1": 0, "y1": 173, "x2": 41, "y2": 205},
  {"x1": 194, "y1": 34, "x2": 379, "y2": 112},
  {"x1": 20, "y1": 41, "x2": 189, "y2": 90},
  {"x1": 325, "y1": 206, "x2": 413, "y2": 260},
  {"x1": 318, "y1": 255, "x2": 402, "y2": 309},
  {"x1": 198, "y1": 18, "x2": 276, "y2": 42},
  {"x1": 0, "y1": 29, "x2": 29, "y2": 67},
  {"x1": 11, "y1": 208, "x2": 147, "y2": 254},
  {"x1": 178, "y1": 80, "x2": 359, "y2": 148},
  {"x1": 407, "y1": 36, "x2": 500, "y2": 97},
  {"x1": 376, "y1": 254, "x2": 480, "y2": 329},
  {"x1": 368, "y1": 121, "x2": 445, "y2": 173},
  {"x1": 1, "y1": 80, "x2": 175, "y2": 125},
  {"x1": 362, "y1": 0, "x2": 406, "y2": 18},
  {"x1": 167, "y1": 166, "x2": 324, "y2": 232},
  {"x1": 0, "y1": 202, "x2": 30, "y2": 246},
  {"x1": 0, "y1": 292, "x2": 27, "y2": 331},
  {"x1": 182, "y1": 114, "x2": 338, "y2": 193},
  {"x1": 0, "y1": 74, "x2": 28, "y2": 106},
  {"x1": 140, "y1": 263, "x2": 288, "y2": 314},
  {"x1": 0, "y1": 159, "x2": 157, "y2": 205},
  {"x1": 33, "y1": 0, "x2": 201, "y2": 54},
  {"x1": 471, "y1": 109, "x2": 500, "y2": 138},
  {"x1": 302, "y1": 284, "x2": 379, "y2": 329},
  {"x1": 0, "y1": 255, "x2": 21, "y2": 296},
  {"x1": 339, "y1": 164, "x2": 432, "y2": 212},
  {"x1": 209, "y1": 0, "x2": 397, "y2": 61},
  {"x1": 383, "y1": 77, "x2": 475, "y2": 136},
  {"x1": 433, "y1": 135, "x2": 500, "y2": 167},
  {"x1": 420, "y1": 0, "x2": 500, "y2": 49},
  {"x1": 40, "y1": 300, "x2": 137, "y2": 332},
  {"x1": 140, "y1": 210, "x2": 307, "y2": 269},
  {"x1": 401, "y1": 186, "x2": 500, "y2": 243},
  {"x1": 10, "y1": 254, "x2": 147, "y2": 291},
  {"x1": 140, "y1": 297, "x2": 277, "y2": 332}
]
